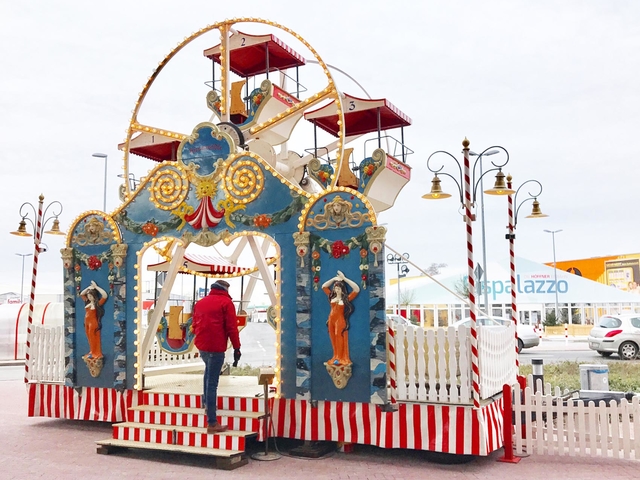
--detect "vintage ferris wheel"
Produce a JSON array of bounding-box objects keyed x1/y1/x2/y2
[{"x1": 25, "y1": 18, "x2": 514, "y2": 469}]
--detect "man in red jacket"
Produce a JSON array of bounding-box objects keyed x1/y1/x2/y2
[{"x1": 192, "y1": 279, "x2": 241, "y2": 433}]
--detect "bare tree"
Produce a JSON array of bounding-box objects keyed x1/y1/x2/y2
[
  {"x1": 453, "y1": 275, "x2": 470, "y2": 299},
  {"x1": 399, "y1": 288, "x2": 418, "y2": 325},
  {"x1": 399, "y1": 288, "x2": 416, "y2": 310},
  {"x1": 425, "y1": 262, "x2": 447, "y2": 276}
]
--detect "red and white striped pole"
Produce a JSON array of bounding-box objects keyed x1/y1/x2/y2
[
  {"x1": 386, "y1": 320, "x2": 397, "y2": 404},
  {"x1": 463, "y1": 139, "x2": 480, "y2": 409},
  {"x1": 24, "y1": 194, "x2": 44, "y2": 384},
  {"x1": 507, "y1": 176, "x2": 519, "y2": 370}
]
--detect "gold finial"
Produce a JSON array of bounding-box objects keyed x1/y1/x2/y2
[
  {"x1": 39, "y1": 194, "x2": 45, "y2": 202},
  {"x1": 506, "y1": 174, "x2": 513, "y2": 182},
  {"x1": 462, "y1": 137, "x2": 470, "y2": 148}
]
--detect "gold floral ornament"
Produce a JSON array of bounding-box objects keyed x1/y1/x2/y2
[
  {"x1": 217, "y1": 197, "x2": 246, "y2": 228},
  {"x1": 293, "y1": 232, "x2": 310, "y2": 267},
  {"x1": 181, "y1": 171, "x2": 226, "y2": 230},
  {"x1": 195, "y1": 178, "x2": 216, "y2": 199},
  {"x1": 60, "y1": 247, "x2": 74, "y2": 269},
  {"x1": 366, "y1": 225, "x2": 387, "y2": 267},
  {"x1": 83, "y1": 355, "x2": 104, "y2": 378},
  {"x1": 171, "y1": 203, "x2": 195, "y2": 231},
  {"x1": 324, "y1": 362, "x2": 352, "y2": 389},
  {"x1": 73, "y1": 217, "x2": 113, "y2": 246},
  {"x1": 110, "y1": 244, "x2": 128, "y2": 275},
  {"x1": 307, "y1": 196, "x2": 369, "y2": 230},
  {"x1": 148, "y1": 165, "x2": 189, "y2": 211},
  {"x1": 223, "y1": 156, "x2": 264, "y2": 204}
]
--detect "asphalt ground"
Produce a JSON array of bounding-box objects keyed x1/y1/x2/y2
[{"x1": 1, "y1": 376, "x2": 638, "y2": 479}]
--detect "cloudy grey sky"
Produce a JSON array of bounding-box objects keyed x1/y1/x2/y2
[{"x1": 1, "y1": 1, "x2": 638, "y2": 295}]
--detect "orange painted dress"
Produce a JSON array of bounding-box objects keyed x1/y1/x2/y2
[
  {"x1": 323, "y1": 288, "x2": 357, "y2": 366},
  {"x1": 83, "y1": 297, "x2": 106, "y2": 359}
]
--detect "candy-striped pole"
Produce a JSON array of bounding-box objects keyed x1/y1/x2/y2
[
  {"x1": 386, "y1": 319, "x2": 397, "y2": 404},
  {"x1": 462, "y1": 139, "x2": 480, "y2": 409},
  {"x1": 507, "y1": 176, "x2": 519, "y2": 370},
  {"x1": 24, "y1": 194, "x2": 44, "y2": 384}
]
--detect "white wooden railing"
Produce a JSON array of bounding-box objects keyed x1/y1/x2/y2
[
  {"x1": 26, "y1": 324, "x2": 202, "y2": 383},
  {"x1": 512, "y1": 380, "x2": 640, "y2": 459},
  {"x1": 28, "y1": 325, "x2": 64, "y2": 383},
  {"x1": 146, "y1": 343, "x2": 201, "y2": 367},
  {"x1": 477, "y1": 323, "x2": 518, "y2": 399},
  {"x1": 389, "y1": 323, "x2": 518, "y2": 404}
]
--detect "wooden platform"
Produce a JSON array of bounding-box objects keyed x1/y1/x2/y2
[
  {"x1": 95, "y1": 375, "x2": 267, "y2": 469},
  {"x1": 143, "y1": 372, "x2": 265, "y2": 398},
  {"x1": 96, "y1": 439, "x2": 248, "y2": 470}
]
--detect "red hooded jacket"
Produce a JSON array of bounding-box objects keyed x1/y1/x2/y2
[{"x1": 192, "y1": 288, "x2": 241, "y2": 353}]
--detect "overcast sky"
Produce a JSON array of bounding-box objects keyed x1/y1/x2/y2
[{"x1": 1, "y1": 1, "x2": 638, "y2": 295}]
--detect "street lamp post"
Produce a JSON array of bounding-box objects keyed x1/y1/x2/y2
[
  {"x1": 544, "y1": 229, "x2": 562, "y2": 324},
  {"x1": 422, "y1": 138, "x2": 513, "y2": 408},
  {"x1": 505, "y1": 176, "x2": 548, "y2": 367},
  {"x1": 15, "y1": 253, "x2": 33, "y2": 303},
  {"x1": 93, "y1": 153, "x2": 108, "y2": 212},
  {"x1": 11, "y1": 194, "x2": 66, "y2": 382},
  {"x1": 470, "y1": 149, "x2": 499, "y2": 313},
  {"x1": 386, "y1": 253, "x2": 410, "y2": 316}
]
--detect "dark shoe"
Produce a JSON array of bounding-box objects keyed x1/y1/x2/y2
[{"x1": 207, "y1": 423, "x2": 228, "y2": 434}]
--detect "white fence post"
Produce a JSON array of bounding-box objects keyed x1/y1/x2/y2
[{"x1": 512, "y1": 381, "x2": 640, "y2": 459}]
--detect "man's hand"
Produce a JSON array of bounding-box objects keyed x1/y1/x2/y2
[{"x1": 233, "y1": 348, "x2": 242, "y2": 367}]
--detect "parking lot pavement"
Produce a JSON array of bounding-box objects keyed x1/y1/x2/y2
[
  {"x1": 533, "y1": 337, "x2": 590, "y2": 350},
  {"x1": 2, "y1": 377, "x2": 639, "y2": 479}
]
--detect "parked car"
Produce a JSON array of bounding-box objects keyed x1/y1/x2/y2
[
  {"x1": 387, "y1": 314, "x2": 413, "y2": 327},
  {"x1": 587, "y1": 314, "x2": 640, "y2": 360},
  {"x1": 453, "y1": 316, "x2": 540, "y2": 353}
]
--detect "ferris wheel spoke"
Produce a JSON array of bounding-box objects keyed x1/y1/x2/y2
[
  {"x1": 247, "y1": 84, "x2": 336, "y2": 140},
  {"x1": 130, "y1": 122, "x2": 187, "y2": 141}
]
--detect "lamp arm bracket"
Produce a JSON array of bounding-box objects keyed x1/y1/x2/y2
[
  {"x1": 513, "y1": 179, "x2": 543, "y2": 206},
  {"x1": 472, "y1": 166, "x2": 502, "y2": 201},
  {"x1": 17, "y1": 202, "x2": 37, "y2": 224},
  {"x1": 513, "y1": 196, "x2": 535, "y2": 228},
  {"x1": 484, "y1": 146, "x2": 509, "y2": 169},
  {"x1": 41, "y1": 201, "x2": 64, "y2": 233},
  {"x1": 23, "y1": 217, "x2": 37, "y2": 235}
]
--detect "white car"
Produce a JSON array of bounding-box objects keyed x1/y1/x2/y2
[
  {"x1": 386, "y1": 314, "x2": 414, "y2": 327},
  {"x1": 453, "y1": 316, "x2": 540, "y2": 353},
  {"x1": 588, "y1": 314, "x2": 640, "y2": 360}
]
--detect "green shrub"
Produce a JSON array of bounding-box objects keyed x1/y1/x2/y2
[
  {"x1": 229, "y1": 364, "x2": 261, "y2": 376},
  {"x1": 519, "y1": 361, "x2": 640, "y2": 392}
]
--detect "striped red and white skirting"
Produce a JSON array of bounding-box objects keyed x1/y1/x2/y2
[
  {"x1": 27, "y1": 383, "x2": 144, "y2": 422},
  {"x1": 270, "y1": 397, "x2": 504, "y2": 456}
]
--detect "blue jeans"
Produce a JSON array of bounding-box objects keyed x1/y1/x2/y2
[{"x1": 200, "y1": 351, "x2": 225, "y2": 426}]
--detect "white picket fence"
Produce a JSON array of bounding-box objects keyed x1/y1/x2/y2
[
  {"x1": 27, "y1": 325, "x2": 64, "y2": 383},
  {"x1": 25, "y1": 324, "x2": 202, "y2": 383},
  {"x1": 512, "y1": 381, "x2": 640, "y2": 459},
  {"x1": 390, "y1": 322, "x2": 517, "y2": 404},
  {"x1": 146, "y1": 343, "x2": 200, "y2": 367},
  {"x1": 477, "y1": 323, "x2": 518, "y2": 399},
  {"x1": 142, "y1": 324, "x2": 202, "y2": 375}
]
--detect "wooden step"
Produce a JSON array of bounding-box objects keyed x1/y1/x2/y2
[
  {"x1": 129, "y1": 404, "x2": 263, "y2": 431},
  {"x1": 113, "y1": 421, "x2": 256, "y2": 450},
  {"x1": 144, "y1": 392, "x2": 264, "y2": 412},
  {"x1": 96, "y1": 438, "x2": 248, "y2": 470}
]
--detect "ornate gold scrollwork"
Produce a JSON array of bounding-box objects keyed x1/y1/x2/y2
[
  {"x1": 293, "y1": 231, "x2": 310, "y2": 267},
  {"x1": 307, "y1": 196, "x2": 368, "y2": 230}
]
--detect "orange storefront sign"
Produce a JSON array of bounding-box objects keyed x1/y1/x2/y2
[{"x1": 549, "y1": 253, "x2": 640, "y2": 295}]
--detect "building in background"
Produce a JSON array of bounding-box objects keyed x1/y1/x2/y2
[
  {"x1": 388, "y1": 257, "x2": 640, "y2": 328},
  {"x1": 549, "y1": 253, "x2": 640, "y2": 294}
]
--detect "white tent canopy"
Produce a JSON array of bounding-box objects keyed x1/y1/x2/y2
[{"x1": 389, "y1": 257, "x2": 640, "y2": 306}]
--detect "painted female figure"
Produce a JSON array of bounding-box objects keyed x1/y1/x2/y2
[
  {"x1": 322, "y1": 270, "x2": 360, "y2": 366},
  {"x1": 80, "y1": 280, "x2": 108, "y2": 360}
]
